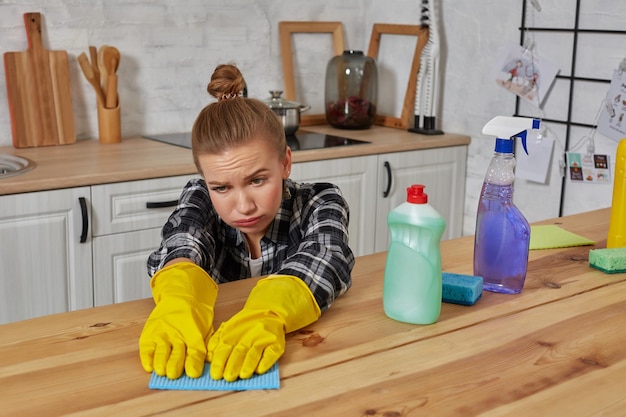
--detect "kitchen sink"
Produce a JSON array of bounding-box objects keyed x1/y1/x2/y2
[{"x1": 0, "y1": 154, "x2": 36, "y2": 178}]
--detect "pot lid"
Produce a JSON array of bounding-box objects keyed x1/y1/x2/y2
[{"x1": 264, "y1": 90, "x2": 301, "y2": 110}]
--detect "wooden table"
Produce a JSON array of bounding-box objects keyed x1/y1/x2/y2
[{"x1": 1, "y1": 208, "x2": 624, "y2": 416}]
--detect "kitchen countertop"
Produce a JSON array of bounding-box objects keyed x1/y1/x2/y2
[
  {"x1": 0, "y1": 125, "x2": 470, "y2": 195},
  {"x1": 1, "y1": 208, "x2": 624, "y2": 416}
]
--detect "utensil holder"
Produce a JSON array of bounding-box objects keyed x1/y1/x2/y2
[{"x1": 97, "y1": 100, "x2": 121, "y2": 144}]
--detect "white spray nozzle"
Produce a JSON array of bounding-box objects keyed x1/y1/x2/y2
[{"x1": 482, "y1": 116, "x2": 541, "y2": 154}]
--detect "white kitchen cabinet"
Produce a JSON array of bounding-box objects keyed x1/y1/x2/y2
[
  {"x1": 0, "y1": 175, "x2": 197, "y2": 323},
  {"x1": 92, "y1": 228, "x2": 161, "y2": 305},
  {"x1": 290, "y1": 155, "x2": 379, "y2": 256},
  {"x1": 374, "y1": 146, "x2": 467, "y2": 253},
  {"x1": 91, "y1": 175, "x2": 198, "y2": 306},
  {"x1": 0, "y1": 187, "x2": 93, "y2": 324},
  {"x1": 0, "y1": 141, "x2": 466, "y2": 323},
  {"x1": 291, "y1": 145, "x2": 467, "y2": 256}
]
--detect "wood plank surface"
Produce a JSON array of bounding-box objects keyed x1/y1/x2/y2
[
  {"x1": 0, "y1": 127, "x2": 470, "y2": 196},
  {"x1": 166, "y1": 281, "x2": 626, "y2": 416},
  {"x1": 0, "y1": 208, "x2": 621, "y2": 416},
  {"x1": 0, "y1": 138, "x2": 197, "y2": 195}
]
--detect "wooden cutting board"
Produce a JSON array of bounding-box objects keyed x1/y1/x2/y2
[{"x1": 3, "y1": 12, "x2": 76, "y2": 148}]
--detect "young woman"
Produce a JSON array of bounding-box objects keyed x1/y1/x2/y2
[{"x1": 139, "y1": 64, "x2": 354, "y2": 382}]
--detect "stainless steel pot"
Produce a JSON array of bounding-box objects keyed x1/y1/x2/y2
[{"x1": 264, "y1": 91, "x2": 310, "y2": 135}]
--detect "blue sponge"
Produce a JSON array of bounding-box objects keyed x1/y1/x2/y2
[
  {"x1": 442, "y1": 272, "x2": 483, "y2": 306},
  {"x1": 149, "y1": 363, "x2": 280, "y2": 391}
]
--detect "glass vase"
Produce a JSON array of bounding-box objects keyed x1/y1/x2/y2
[{"x1": 325, "y1": 50, "x2": 378, "y2": 129}]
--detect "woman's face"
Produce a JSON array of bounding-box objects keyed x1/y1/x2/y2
[{"x1": 198, "y1": 134, "x2": 291, "y2": 243}]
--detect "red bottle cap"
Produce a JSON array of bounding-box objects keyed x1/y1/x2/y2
[{"x1": 407, "y1": 184, "x2": 428, "y2": 204}]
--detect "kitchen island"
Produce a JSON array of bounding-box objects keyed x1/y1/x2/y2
[{"x1": 1, "y1": 208, "x2": 623, "y2": 416}]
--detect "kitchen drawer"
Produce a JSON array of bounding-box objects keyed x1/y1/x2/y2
[{"x1": 91, "y1": 174, "x2": 198, "y2": 236}]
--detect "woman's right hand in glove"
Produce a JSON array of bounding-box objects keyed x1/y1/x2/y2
[{"x1": 139, "y1": 261, "x2": 218, "y2": 379}]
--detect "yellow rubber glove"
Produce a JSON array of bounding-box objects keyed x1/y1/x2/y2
[
  {"x1": 207, "y1": 275, "x2": 320, "y2": 382},
  {"x1": 139, "y1": 262, "x2": 218, "y2": 379}
]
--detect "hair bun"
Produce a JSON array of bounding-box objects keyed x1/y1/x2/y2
[{"x1": 207, "y1": 64, "x2": 246, "y2": 100}]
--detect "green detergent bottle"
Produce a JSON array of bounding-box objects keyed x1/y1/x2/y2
[{"x1": 383, "y1": 184, "x2": 446, "y2": 324}]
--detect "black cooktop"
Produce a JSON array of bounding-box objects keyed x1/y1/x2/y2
[{"x1": 142, "y1": 131, "x2": 369, "y2": 150}]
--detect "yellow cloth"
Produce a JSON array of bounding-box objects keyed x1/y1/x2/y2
[{"x1": 529, "y1": 225, "x2": 596, "y2": 250}]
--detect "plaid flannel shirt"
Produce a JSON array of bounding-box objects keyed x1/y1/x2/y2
[{"x1": 147, "y1": 178, "x2": 354, "y2": 311}]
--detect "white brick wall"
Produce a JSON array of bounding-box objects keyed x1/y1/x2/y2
[{"x1": 0, "y1": 0, "x2": 370, "y2": 144}]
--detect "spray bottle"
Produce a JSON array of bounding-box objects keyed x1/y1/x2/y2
[{"x1": 474, "y1": 116, "x2": 541, "y2": 294}]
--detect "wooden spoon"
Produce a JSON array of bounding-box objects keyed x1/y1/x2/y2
[
  {"x1": 102, "y1": 47, "x2": 120, "y2": 108},
  {"x1": 97, "y1": 45, "x2": 109, "y2": 93},
  {"x1": 88, "y1": 45, "x2": 99, "y2": 84},
  {"x1": 77, "y1": 52, "x2": 105, "y2": 105}
]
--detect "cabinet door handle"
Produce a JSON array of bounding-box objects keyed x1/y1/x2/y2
[
  {"x1": 146, "y1": 200, "x2": 179, "y2": 209},
  {"x1": 383, "y1": 161, "x2": 392, "y2": 198},
  {"x1": 78, "y1": 197, "x2": 88, "y2": 243}
]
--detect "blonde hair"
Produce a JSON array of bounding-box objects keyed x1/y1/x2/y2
[{"x1": 191, "y1": 64, "x2": 286, "y2": 172}]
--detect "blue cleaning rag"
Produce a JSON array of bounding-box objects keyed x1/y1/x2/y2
[{"x1": 149, "y1": 363, "x2": 280, "y2": 391}]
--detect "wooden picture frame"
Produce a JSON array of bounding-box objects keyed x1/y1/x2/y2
[
  {"x1": 367, "y1": 23, "x2": 429, "y2": 129},
  {"x1": 279, "y1": 21, "x2": 345, "y2": 126}
]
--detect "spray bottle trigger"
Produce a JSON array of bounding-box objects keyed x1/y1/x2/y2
[{"x1": 512, "y1": 129, "x2": 529, "y2": 155}]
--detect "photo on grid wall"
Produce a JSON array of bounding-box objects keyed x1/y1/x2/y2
[
  {"x1": 492, "y1": 43, "x2": 560, "y2": 108},
  {"x1": 567, "y1": 152, "x2": 611, "y2": 183}
]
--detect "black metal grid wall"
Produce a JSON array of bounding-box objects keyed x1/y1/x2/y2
[{"x1": 514, "y1": 0, "x2": 626, "y2": 216}]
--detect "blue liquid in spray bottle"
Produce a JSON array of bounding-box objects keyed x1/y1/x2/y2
[{"x1": 474, "y1": 116, "x2": 541, "y2": 294}]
